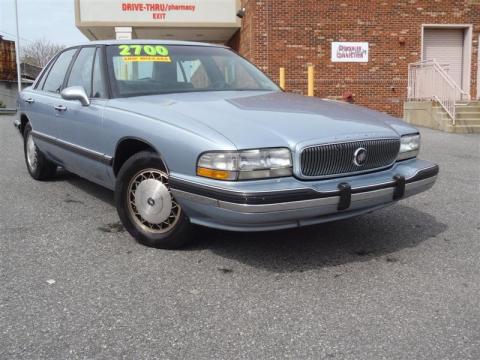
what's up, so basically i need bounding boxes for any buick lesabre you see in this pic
[15,40,439,248]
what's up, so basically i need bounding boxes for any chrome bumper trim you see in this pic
[172,175,437,214]
[170,163,439,205]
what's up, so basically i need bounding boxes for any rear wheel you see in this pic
[115,151,192,249]
[23,124,57,180]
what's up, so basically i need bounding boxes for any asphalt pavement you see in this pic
[0,115,479,359]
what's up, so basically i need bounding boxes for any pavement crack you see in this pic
[97,222,125,233]
[216,266,234,274]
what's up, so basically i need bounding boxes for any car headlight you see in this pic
[397,134,420,161]
[197,148,293,180]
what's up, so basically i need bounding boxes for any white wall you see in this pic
[0,82,19,109]
[0,81,31,109]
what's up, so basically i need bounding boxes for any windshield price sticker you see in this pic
[122,56,171,62]
[118,45,171,62]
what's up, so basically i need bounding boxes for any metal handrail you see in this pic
[407,59,470,125]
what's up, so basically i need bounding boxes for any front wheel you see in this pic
[115,151,192,249]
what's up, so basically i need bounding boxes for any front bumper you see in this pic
[169,159,439,232]
[13,117,22,135]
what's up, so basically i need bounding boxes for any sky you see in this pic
[0,0,87,46]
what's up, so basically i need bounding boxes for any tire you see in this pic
[23,123,57,180]
[115,151,192,249]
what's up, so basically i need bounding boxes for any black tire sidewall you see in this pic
[23,124,54,180]
[115,151,191,249]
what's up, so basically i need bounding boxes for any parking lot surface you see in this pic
[1,115,479,359]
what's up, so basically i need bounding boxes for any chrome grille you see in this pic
[300,138,400,177]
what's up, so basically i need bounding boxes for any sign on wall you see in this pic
[78,0,239,25]
[331,42,369,63]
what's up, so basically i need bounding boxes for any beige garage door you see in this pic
[423,28,465,89]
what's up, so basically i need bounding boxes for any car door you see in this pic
[23,48,78,142]
[53,46,111,185]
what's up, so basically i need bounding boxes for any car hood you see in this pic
[107,91,417,150]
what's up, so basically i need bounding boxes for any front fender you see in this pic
[102,105,237,177]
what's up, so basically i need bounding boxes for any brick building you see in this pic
[229,0,480,118]
[0,37,18,109]
[0,36,41,109]
[74,0,480,131]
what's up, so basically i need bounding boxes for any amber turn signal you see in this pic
[196,167,236,180]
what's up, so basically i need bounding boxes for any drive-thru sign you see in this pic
[75,0,241,42]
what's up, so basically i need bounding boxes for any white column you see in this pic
[115,27,133,40]
[14,0,22,92]
[478,34,480,100]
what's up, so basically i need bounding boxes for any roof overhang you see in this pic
[74,0,241,43]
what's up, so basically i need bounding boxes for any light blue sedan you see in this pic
[15,40,438,249]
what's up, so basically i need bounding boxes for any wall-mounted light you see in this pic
[237,8,246,19]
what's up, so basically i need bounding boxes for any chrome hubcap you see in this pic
[26,133,38,170]
[127,169,181,233]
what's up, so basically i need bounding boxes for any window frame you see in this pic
[33,49,63,90]
[100,46,114,99]
[39,47,80,95]
[91,46,110,99]
[37,45,111,100]
[64,45,96,97]
[34,59,54,91]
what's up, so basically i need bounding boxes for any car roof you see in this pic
[75,39,227,48]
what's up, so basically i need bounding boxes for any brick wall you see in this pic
[229,0,480,117]
[0,38,17,82]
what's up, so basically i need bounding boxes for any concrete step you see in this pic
[456,107,480,113]
[455,112,480,118]
[440,112,480,119]
[456,100,479,104]
[404,100,480,133]
[439,116,480,125]
[433,106,480,113]
[455,120,480,127]
[445,124,480,134]
[456,108,480,117]
[433,108,480,121]
[455,100,480,108]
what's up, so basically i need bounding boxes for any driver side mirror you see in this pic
[61,86,90,106]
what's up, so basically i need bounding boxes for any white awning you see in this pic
[75,0,241,43]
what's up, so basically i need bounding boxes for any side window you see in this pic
[66,47,95,95]
[42,49,77,93]
[92,48,107,98]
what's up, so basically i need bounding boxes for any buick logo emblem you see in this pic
[353,147,367,166]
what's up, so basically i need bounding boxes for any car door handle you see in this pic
[25,98,35,104]
[54,105,67,112]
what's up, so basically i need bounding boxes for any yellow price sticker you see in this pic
[118,45,170,57]
[122,56,172,63]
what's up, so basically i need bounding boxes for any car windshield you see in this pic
[106,44,280,97]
